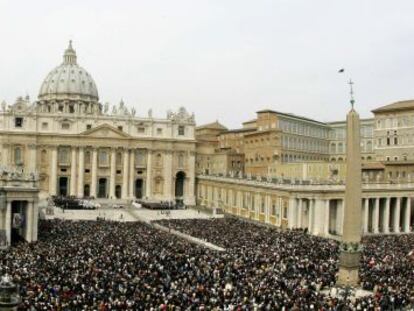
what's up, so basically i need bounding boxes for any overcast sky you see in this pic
[1,0,414,128]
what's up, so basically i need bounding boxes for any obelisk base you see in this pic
[337,243,361,286]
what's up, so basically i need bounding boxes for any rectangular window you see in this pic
[138,127,145,133]
[15,117,23,128]
[86,124,92,130]
[61,123,70,130]
[118,126,123,131]
[178,125,185,136]
[157,128,163,135]
[42,122,48,129]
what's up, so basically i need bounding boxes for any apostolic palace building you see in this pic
[1,41,414,247]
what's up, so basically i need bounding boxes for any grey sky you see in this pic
[1,0,414,128]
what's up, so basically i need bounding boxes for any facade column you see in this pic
[324,199,330,236]
[49,146,58,196]
[404,197,411,233]
[164,151,173,200]
[70,147,77,196]
[5,201,11,246]
[373,197,380,233]
[109,148,116,199]
[383,197,390,233]
[122,149,129,199]
[393,197,401,233]
[145,150,152,198]
[77,147,84,197]
[27,144,37,173]
[91,148,98,198]
[187,151,196,205]
[312,199,324,235]
[363,198,369,234]
[129,150,135,199]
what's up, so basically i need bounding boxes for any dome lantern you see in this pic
[63,40,77,65]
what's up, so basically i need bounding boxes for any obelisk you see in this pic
[337,80,362,286]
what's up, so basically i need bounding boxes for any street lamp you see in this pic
[0,274,21,311]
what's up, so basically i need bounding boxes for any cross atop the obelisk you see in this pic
[349,79,355,109]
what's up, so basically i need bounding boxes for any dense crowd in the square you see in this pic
[0,218,412,310]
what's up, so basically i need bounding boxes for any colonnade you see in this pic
[289,196,413,236]
[197,177,414,237]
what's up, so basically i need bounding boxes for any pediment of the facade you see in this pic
[81,124,130,138]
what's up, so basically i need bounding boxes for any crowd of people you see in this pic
[51,196,100,210]
[0,217,413,310]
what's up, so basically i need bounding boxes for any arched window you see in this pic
[14,147,22,165]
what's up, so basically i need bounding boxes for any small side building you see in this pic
[0,167,39,248]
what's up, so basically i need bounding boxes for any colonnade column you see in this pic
[404,198,411,233]
[49,146,58,196]
[146,150,152,198]
[129,150,135,199]
[297,199,302,228]
[32,201,39,242]
[336,200,343,235]
[109,148,116,199]
[373,198,380,233]
[122,149,129,199]
[77,147,84,197]
[70,147,77,196]
[287,197,296,229]
[308,199,314,232]
[91,148,98,198]
[312,199,324,235]
[5,201,11,246]
[324,199,330,236]
[25,201,34,243]
[393,197,401,233]
[383,197,390,233]
[363,198,369,234]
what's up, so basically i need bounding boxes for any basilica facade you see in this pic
[0,42,196,205]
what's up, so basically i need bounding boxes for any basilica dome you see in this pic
[38,41,99,102]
